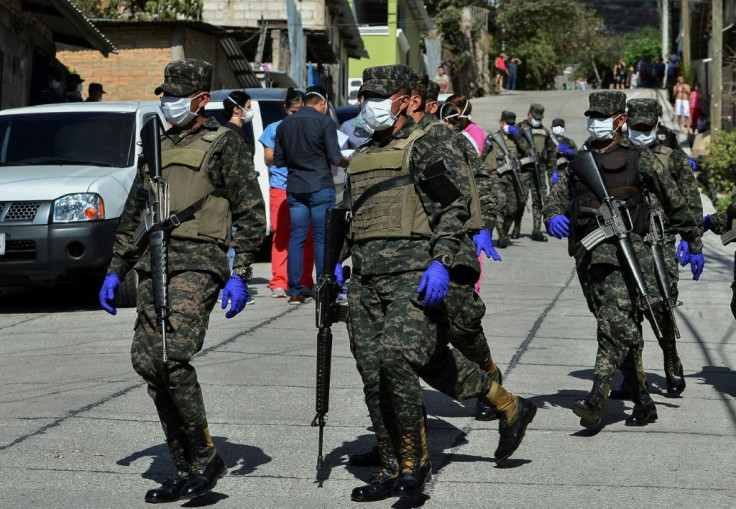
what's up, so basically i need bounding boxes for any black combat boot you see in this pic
[145,435,191,504]
[391,420,432,498]
[349,444,381,467]
[625,385,658,426]
[531,218,548,242]
[510,227,521,239]
[495,396,537,462]
[476,367,503,421]
[351,438,399,502]
[572,376,611,429]
[180,427,227,500]
[663,346,686,397]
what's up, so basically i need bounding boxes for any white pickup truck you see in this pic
[0,101,166,304]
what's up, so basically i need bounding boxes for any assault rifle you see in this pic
[491,132,526,201]
[135,117,171,363]
[522,127,545,207]
[573,151,664,341]
[312,207,350,471]
[644,204,681,338]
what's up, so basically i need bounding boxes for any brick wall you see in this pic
[57,24,240,102]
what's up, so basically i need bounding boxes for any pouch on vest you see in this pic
[419,160,462,207]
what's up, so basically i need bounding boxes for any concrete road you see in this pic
[1,89,734,508]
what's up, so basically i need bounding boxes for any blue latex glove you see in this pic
[473,229,502,261]
[417,260,450,307]
[551,171,559,185]
[557,143,575,158]
[688,252,705,280]
[221,275,249,319]
[688,158,698,171]
[99,273,121,315]
[335,262,344,288]
[547,215,570,239]
[507,125,518,137]
[675,240,690,266]
[703,214,713,232]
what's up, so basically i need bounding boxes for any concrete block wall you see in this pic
[201,0,325,29]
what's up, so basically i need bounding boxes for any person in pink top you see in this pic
[689,82,703,133]
[494,52,508,91]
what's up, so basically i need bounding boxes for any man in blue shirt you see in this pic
[274,85,349,304]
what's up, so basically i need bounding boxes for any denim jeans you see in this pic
[287,187,336,296]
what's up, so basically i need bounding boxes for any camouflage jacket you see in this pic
[417,114,500,231]
[347,116,479,281]
[516,119,556,179]
[108,117,265,283]
[543,136,702,267]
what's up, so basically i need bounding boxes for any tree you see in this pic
[72,0,202,21]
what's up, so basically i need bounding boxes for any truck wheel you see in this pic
[115,270,138,308]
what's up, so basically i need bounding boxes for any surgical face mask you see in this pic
[361,97,403,131]
[530,118,542,128]
[628,128,657,147]
[502,124,513,134]
[242,109,255,123]
[50,79,62,91]
[441,101,470,124]
[76,84,83,93]
[160,92,203,127]
[552,126,565,136]
[586,115,621,140]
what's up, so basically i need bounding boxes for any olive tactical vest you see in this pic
[152,126,232,246]
[569,148,648,242]
[347,129,433,241]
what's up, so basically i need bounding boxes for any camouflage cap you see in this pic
[551,118,565,128]
[627,99,659,127]
[427,81,441,101]
[529,103,544,119]
[155,58,213,96]
[500,110,516,124]
[407,69,429,96]
[585,91,627,116]
[359,65,412,98]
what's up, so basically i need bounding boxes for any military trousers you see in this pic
[497,172,522,238]
[577,262,648,394]
[648,236,680,351]
[131,269,220,440]
[515,169,545,233]
[347,271,493,440]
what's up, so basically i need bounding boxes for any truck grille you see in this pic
[4,202,41,221]
[0,240,36,261]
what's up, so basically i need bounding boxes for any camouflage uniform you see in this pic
[345,65,535,501]
[706,203,736,319]
[543,91,701,428]
[107,59,265,490]
[481,110,525,246]
[550,118,578,179]
[626,98,704,395]
[515,103,556,239]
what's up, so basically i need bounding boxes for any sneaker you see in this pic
[288,294,306,305]
[246,294,255,305]
[271,287,287,298]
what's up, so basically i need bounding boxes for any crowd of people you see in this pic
[94,56,717,505]
[37,69,107,104]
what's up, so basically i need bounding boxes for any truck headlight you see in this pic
[53,194,105,222]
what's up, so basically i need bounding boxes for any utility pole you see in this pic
[682,0,690,67]
[711,0,723,132]
[662,0,669,61]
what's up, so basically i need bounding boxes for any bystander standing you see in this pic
[85,83,106,102]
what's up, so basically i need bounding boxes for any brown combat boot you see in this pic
[572,376,611,429]
[476,363,503,421]
[391,419,432,497]
[351,438,399,502]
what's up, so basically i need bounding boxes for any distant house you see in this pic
[57,20,259,101]
[348,0,432,80]
[0,0,116,109]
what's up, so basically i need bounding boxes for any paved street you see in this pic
[0,89,734,508]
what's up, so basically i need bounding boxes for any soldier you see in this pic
[98,59,265,502]
[550,118,577,180]
[343,65,535,502]
[481,110,525,248]
[543,91,702,429]
[703,201,736,319]
[514,103,556,241]
[608,98,705,398]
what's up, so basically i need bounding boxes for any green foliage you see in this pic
[620,26,661,65]
[512,38,558,90]
[72,0,202,21]
[701,130,736,196]
[715,194,731,213]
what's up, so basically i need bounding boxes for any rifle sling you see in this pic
[351,174,413,215]
[166,188,226,228]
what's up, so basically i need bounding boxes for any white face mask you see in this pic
[530,118,542,128]
[628,128,657,147]
[587,115,621,140]
[361,97,403,131]
[502,124,513,134]
[242,109,255,123]
[552,126,565,136]
[76,84,83,93]
[161,93,203,127]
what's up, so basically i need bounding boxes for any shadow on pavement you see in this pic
[0,283,100,313]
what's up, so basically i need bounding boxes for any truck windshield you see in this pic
[0,112,136,168]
